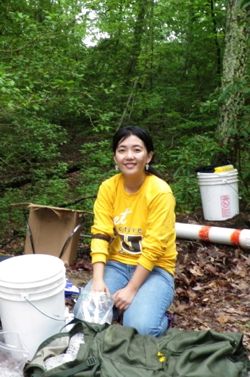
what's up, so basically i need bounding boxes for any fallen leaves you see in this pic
[172,236,250,353]
[216,314,231,325]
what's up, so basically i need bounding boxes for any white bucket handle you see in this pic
[199,178,240,196]
[23,296,65,322]
[220,181,241,199]
[222,181,240,196]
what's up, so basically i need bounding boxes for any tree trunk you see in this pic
[217,0,249,151]
[210,0,222,76]
[126,0,149,78]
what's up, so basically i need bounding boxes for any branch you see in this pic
[117,76,139,130]
[58,196,96,208]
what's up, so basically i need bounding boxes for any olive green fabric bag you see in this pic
[23,320,250,377]
[158,328,249,377]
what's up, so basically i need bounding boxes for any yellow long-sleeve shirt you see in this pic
[91,173,177,275]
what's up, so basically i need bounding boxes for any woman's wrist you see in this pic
[92,262,108,292]
[126,280,139,292]
[127,264,150,292]
[92,261,105,280]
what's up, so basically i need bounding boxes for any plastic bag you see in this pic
[44,332,85,370]
[74,286,114,324]
[0,331,29,377]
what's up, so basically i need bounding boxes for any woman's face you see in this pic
[114,134,153,177]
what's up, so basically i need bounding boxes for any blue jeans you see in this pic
[102,261,174,336]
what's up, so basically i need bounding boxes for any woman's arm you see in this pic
[138,191,176,271]
[91,181,114,264]
[113,264,150,311]
[91,262,109,293]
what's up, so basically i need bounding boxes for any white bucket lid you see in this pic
[0,254,65,289]
[197,169,238,178]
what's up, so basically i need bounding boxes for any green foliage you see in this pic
[0,190,26,238]
[76,140,114,210]
[28,162,69,205]
[31,177,70,206]
[69,140,115,232]
[0,118,66,176]
[155,132,227,212]
[0,0,248,241]
[0,162,70,237]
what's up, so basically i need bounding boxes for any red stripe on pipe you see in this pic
[198,226,211,241]
[230,229,241,245]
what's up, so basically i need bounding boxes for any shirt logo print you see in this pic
[113,208,132,225]
[120,234,142,255]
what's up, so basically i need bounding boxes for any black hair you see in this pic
[112,125,163,179]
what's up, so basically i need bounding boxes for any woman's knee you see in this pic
[123,315,168,337]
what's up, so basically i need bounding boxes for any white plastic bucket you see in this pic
[0,254,66,359]
[197,169,239,221]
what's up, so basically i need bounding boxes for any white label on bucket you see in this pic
[220,195,231,218]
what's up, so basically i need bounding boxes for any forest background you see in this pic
[0,0,249,241]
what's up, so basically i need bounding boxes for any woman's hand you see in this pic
[92,261,110,294]
[112,285,137,311]
[113,264,150,311]
[92,279,109,294]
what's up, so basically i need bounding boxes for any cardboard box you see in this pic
[24,204,84,265]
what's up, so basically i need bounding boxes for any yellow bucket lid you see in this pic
[214,164,234,173]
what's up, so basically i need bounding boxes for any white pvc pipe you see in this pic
[175,222,250,249]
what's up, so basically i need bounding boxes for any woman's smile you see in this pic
[124,162,136,169]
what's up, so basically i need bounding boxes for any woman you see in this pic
[90,125,177,336]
